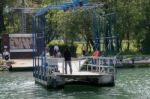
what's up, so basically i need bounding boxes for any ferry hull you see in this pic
[97,75,115,86]
[34,74,115,88]
[80,75,115,87]
[35,76,65,88]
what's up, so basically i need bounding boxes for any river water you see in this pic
[0,68,150,99]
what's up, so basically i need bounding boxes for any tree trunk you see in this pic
[126,31,130,51]
[124,14,130,51]
[0,0,5,33]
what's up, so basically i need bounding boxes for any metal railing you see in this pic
[33,56,116,76]
[78,56,116,74]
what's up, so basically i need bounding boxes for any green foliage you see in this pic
[142,33,150,54]
[48,44,77,57]
[2,0,150,55]
[140,1,150,54]
[0,0,5,33]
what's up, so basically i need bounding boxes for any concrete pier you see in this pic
[11,59,33,71]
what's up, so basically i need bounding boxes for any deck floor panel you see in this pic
[56,71,112,78]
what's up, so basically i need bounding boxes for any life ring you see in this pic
[5,55,9,60]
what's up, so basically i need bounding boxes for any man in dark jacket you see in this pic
[63,47,72,74]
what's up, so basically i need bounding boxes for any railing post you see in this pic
[79,57,81,71]
[86,57,88,71]
[62,58,64,74]
[98,57,100,73]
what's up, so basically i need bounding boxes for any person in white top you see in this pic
[56,51,61,57]
[3,49,10,61]
[53,45,59,57]
[54,45,59,52]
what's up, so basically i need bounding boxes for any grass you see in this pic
[121,40,138,52]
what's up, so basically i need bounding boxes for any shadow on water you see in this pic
[63,85,100,92]
[43,84,100,93]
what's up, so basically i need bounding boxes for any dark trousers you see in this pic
[65,61,72,74]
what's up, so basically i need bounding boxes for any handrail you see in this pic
[77,56,116,73]
[34,56,116,75]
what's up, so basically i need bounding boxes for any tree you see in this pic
[0,0,5,33]
[141,0,150,54]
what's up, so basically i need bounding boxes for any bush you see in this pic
[0,59,4,65]
[141,33,150,54]
[49,44,77,57]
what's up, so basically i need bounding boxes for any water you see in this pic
[0,68,150,99]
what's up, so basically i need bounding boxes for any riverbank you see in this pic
[3,56,149,72]
[116,56,150,68]
[117,63,150,68]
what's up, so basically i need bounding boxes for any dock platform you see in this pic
[33,56,116,88]
[11,59,33,71]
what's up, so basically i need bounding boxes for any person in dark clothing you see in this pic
[63,47,72,74]
[82,44,86,56]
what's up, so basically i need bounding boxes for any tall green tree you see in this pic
[0,0,5,33]
[141,0,150,54]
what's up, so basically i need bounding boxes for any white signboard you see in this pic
[9,34,33,52]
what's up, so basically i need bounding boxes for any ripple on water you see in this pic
[116,68,150,99]
[0,68,150,99]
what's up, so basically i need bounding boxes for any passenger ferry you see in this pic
[32,0,118,88]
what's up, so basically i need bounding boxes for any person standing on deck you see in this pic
[63,47,72,74]
[82,44,86,56]
[54,45,59,52]
[92,49,100,59]
[56,49,62,57]
[53,45,59,57]
[92,49,100,64]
